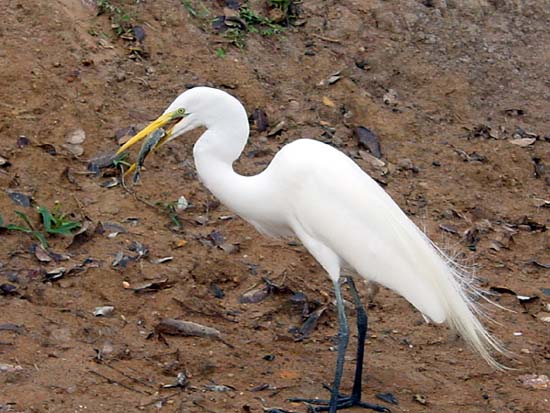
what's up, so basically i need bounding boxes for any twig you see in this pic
[119,164,157,209]
[119,164,130,192]
[71,194,86,217]
[313,33,342,43]
[138,390,182,408]
[173,298,238,323]
[103,362,155,389]
[88,369,150,395]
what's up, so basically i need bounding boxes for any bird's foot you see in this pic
[289,387,390,413]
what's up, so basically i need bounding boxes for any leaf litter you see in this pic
[94,306,115,317]
[130,278,173,294]
[155,319,234,348]
[355,127,382,158]
[251,108,269,132]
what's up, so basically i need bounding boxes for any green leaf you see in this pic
[14,211,34,230]
[48,222,81,235]
[38,206,55,232]
[6,224,33,233]
[32,231,48,248]
[36,205,81,235]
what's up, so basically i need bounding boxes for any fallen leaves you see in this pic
[130,278,173,294]
[155,319,233,348]
[33,244,52,263]
[0,155,10,168]
[239,285,270,304]
[239,277,290,304]
[0,284,18,296]
[290,305,327,340]
[489,286,538,304]
[322,96,336,108]
[43,261,91,282]
[0,323,25,334]
[0,363,23,373]
[93,306,115,317]
[518,374,549,390]
[355,127,382,158]
[509,137,536,147]
[6,190,32,207]
[251,108,269,132]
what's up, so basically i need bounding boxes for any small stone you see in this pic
[413,394,427,405]
[65,128,86,145]
[397,158,414,170]
[62,143,84,156]
[0,363,23,373]
[115,72,127,82]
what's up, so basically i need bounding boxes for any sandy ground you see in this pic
[0,1,549,412]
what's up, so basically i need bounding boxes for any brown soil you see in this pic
[1,1,549,412]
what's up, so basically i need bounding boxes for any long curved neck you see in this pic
[192,117,291,238]
[193,123,256,214]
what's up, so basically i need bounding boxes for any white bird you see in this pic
[117,87,506,413]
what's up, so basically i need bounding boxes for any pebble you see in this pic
[115,72,127,82]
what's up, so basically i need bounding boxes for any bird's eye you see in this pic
[176,108,185,116]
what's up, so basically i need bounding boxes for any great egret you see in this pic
[117,87,506,412]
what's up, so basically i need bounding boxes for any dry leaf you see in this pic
[174,239,188,248]
[510,138,536,147]
[34,245,52,263]
[93,306,114,317]
[155,318,233,348]
[518,374,549,390]
[322,96,336,108]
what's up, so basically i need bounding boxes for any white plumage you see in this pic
[118,87,506,412]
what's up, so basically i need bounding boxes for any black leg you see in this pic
[346,276,367,402]
[288,278,391,413]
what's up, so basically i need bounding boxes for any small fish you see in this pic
[133,128,165,183]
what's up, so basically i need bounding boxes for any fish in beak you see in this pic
[116,108,187,178]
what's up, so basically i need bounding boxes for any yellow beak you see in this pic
[116,111,176,155]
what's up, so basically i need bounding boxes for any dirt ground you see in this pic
[1,0,549,412]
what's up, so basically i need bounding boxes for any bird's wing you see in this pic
[267,138,506,369]
[270,139,449,322]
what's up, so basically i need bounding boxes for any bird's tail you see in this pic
[404,225,511,370]
[343,186,512,369]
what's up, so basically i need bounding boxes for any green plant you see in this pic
[96,0,134,38]
[96,0,118,15]
[223,28,247,49]
[155,201,183,229]
[215,47,226,58]
[240,7,283,35]
[182,1,285,48]
[112,152,131,169]
[269,0,293,14]
[38,206,81,235]
[181,0,210,18]
[0,205,81,248]
[0,211,48,247]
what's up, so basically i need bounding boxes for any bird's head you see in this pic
[116,86,241,156]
